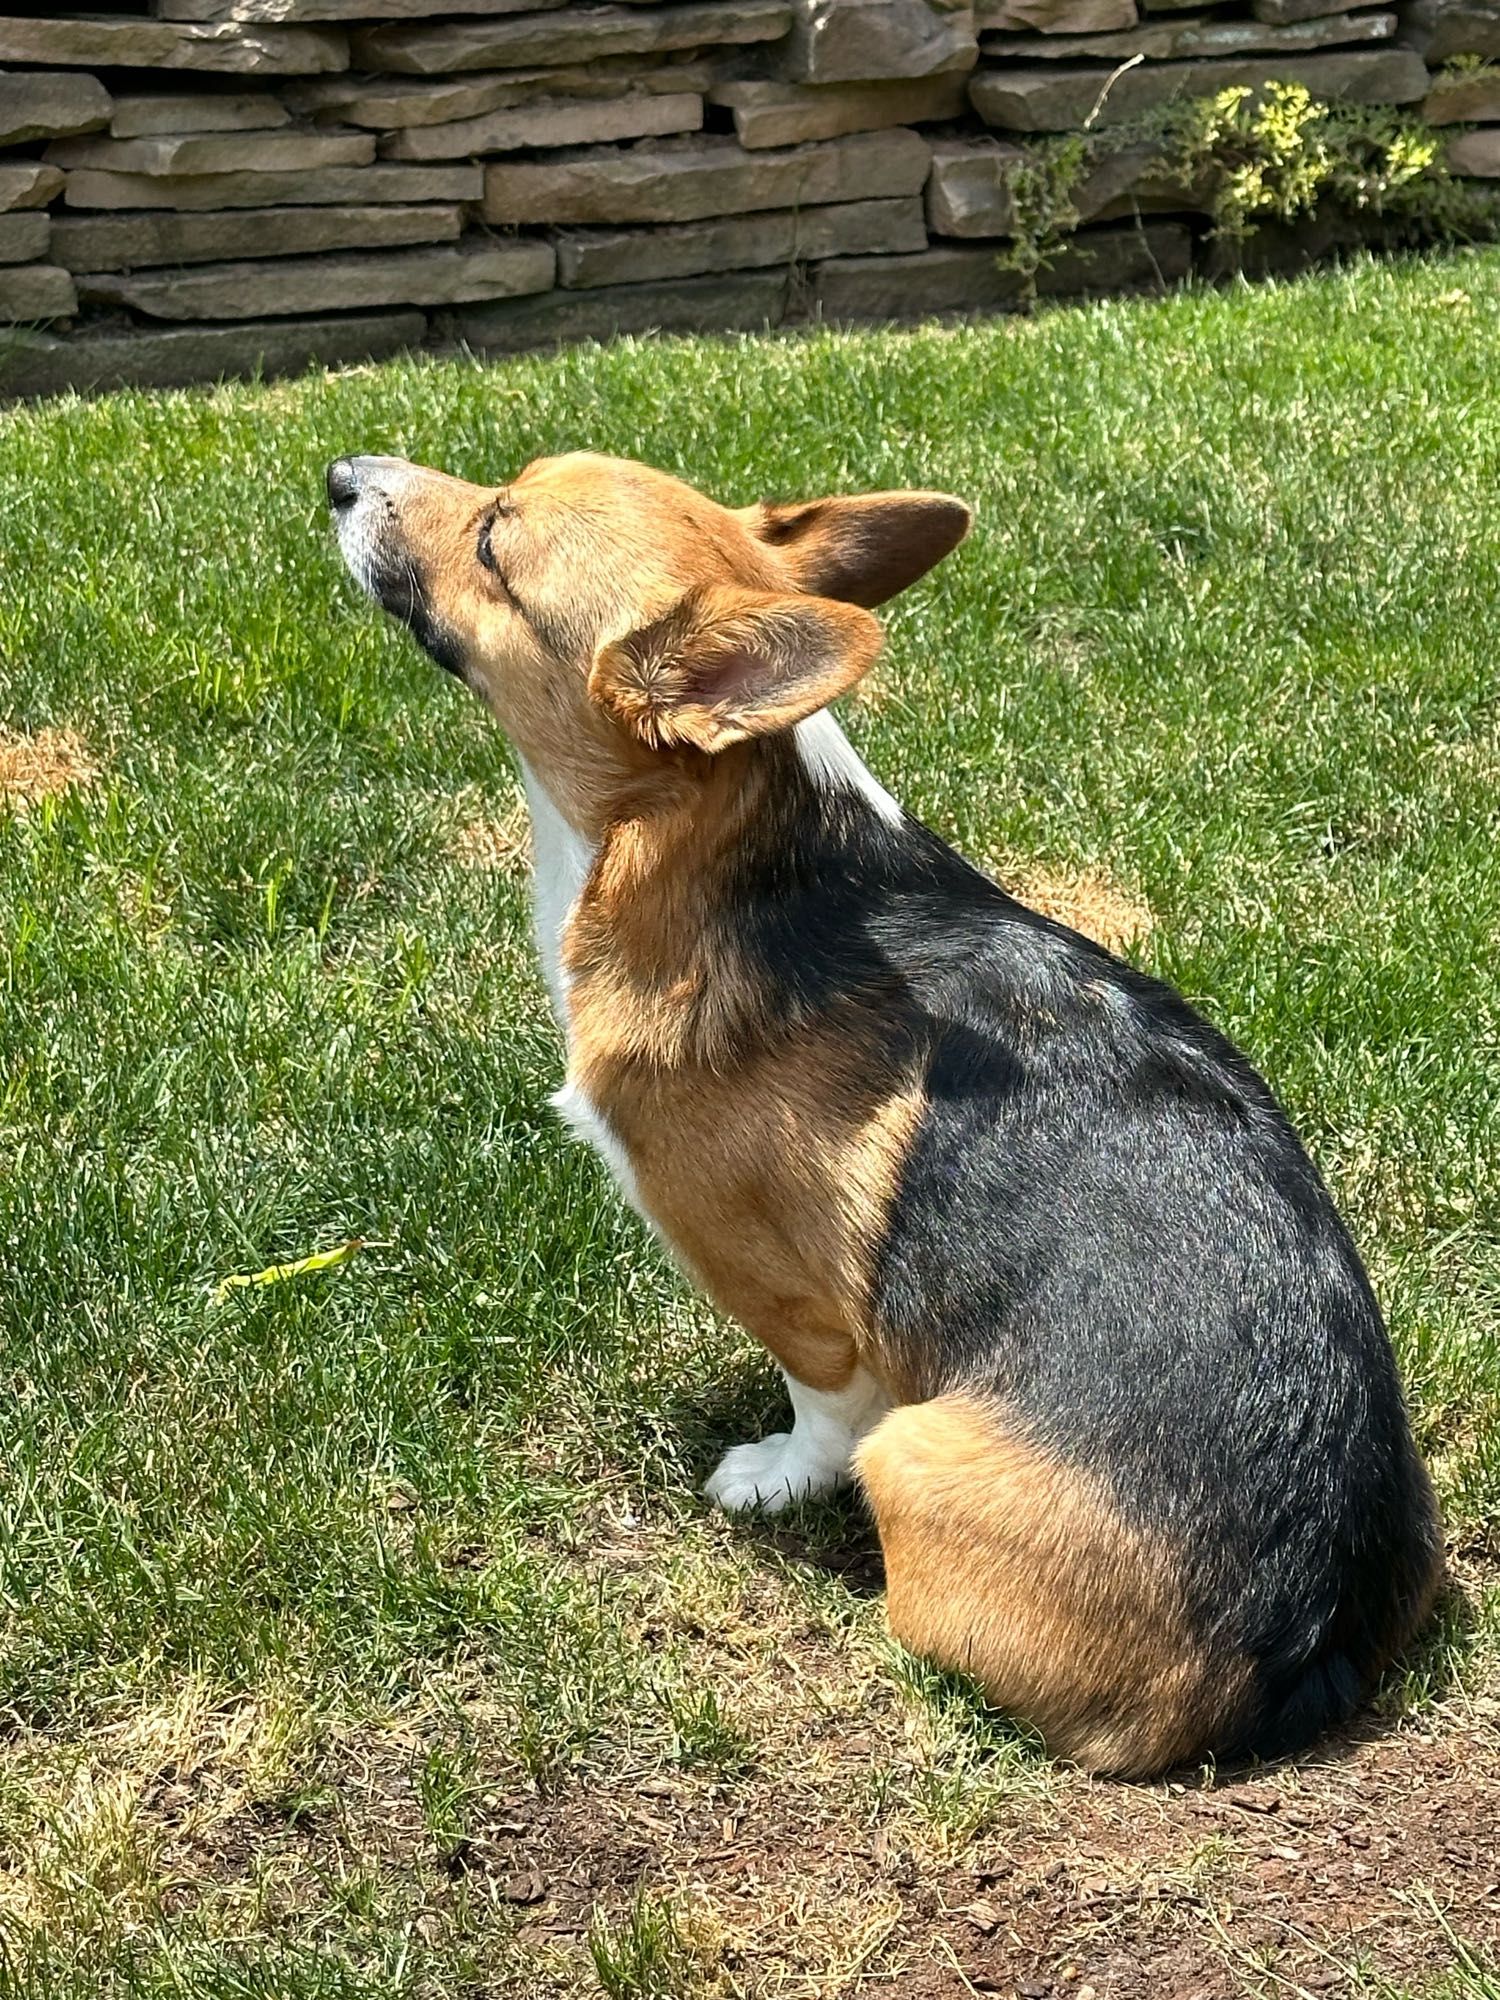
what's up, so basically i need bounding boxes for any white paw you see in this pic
[703,1433,846,1514]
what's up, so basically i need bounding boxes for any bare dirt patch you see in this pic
[485,1698,1500,1997]
[5,1555,1493,1995]
[0,724,97,808]
[4,1494,1490,1996]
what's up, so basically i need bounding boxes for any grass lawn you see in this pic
[1,247,1499,2000]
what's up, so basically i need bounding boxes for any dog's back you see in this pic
[689,750,1441,1772]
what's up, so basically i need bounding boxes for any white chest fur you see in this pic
[517,759,643,1210]
[518,759,594,1024]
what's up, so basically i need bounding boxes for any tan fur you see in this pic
[350,452,958,1395]
[374,453,827,837]
[591,1030,924,1396]
[591,586,882,755]
[357,452,965,838]
[856,1394,1253,1775]
[559,740,924,1394]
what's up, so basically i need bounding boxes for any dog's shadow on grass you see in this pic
[733,1489,888,1599]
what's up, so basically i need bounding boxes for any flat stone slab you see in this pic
[782,0,978,83]
[709,73,967,147]
[0,72,112,148]
[811,221,1190,317]
[1249,0,1365,21]
[1401,0,1500,57]
[158,0,562,17]
[556,193,926,285]
[64,163,481,208]
[1067,141,1213,219]
[0,265,78,323]
[0,165,66,213]
[1448,129,1500,175]
[969,46,1428,128]
[288,56,717,128]
[0,16,348,72]
[78,237,554,320]
[49,129,375,174]
[0,311,424,399]
[445,266,790,351]
[381,89,703,161]
[52,202,463,271]
[357,1,789,77]
[484,128,931,225]
[926,134,1209,234]
[982,7,1396,56]
[0,215,51,266]
[110,91,292,135]
[977,0,1134,27]
[1423,68,1500,122]
[924,135,1025,234]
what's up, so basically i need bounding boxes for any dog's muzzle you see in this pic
[327,454,467,680]
[326,453,396,601]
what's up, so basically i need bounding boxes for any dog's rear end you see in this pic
[848,847,1443,1774]
[861,1395,1232,1774]
[863,1384,1439,1774]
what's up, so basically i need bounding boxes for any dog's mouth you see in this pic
[327,456,468,682]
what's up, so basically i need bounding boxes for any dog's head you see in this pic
[329,449,969,829]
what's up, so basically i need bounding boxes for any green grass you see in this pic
[0,249,1498,1997]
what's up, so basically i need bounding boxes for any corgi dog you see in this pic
[328,447,1442,1776]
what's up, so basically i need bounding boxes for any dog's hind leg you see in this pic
[855,1394,1252,1776]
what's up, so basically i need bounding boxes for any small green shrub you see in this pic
[999,81,1500,293]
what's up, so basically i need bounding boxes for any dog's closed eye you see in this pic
[476,499,518,576]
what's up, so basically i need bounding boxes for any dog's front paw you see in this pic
[703,1434,843,1514]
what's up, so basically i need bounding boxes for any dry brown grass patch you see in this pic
[996,858,1155,956]
[449,799,530,878]
[0,725,98,808]
[0,1679,319,1944]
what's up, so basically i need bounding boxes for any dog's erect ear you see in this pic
[590,585,883,756]
[740,490,973,608]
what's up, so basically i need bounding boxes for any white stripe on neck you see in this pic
[518,756,595,1028]
[794,710,904,828]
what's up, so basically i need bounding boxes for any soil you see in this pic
[482,1700,1500,1996]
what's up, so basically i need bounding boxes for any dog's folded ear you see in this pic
[740,490,972,608]
[589,585,883,755]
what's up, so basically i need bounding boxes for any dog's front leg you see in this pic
[704,1363,892,1514]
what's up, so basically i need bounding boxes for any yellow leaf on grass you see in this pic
[215,1239,366,1301]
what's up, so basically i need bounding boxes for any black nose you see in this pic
[326,458,360,511]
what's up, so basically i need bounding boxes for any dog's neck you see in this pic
[519,713,899,1048]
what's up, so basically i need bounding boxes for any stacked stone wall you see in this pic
[0,0,1495,392]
